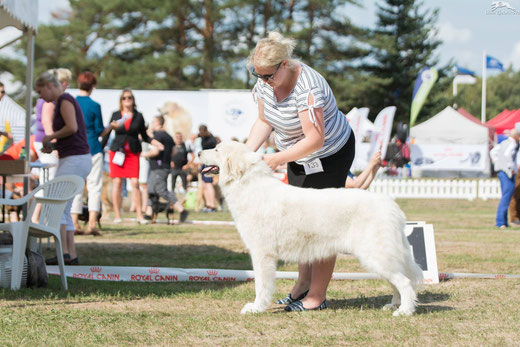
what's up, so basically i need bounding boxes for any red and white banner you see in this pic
[46,266,520,283]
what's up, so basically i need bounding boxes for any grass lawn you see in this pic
[1,199,519,346]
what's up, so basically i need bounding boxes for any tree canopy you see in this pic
[0,0,517,124]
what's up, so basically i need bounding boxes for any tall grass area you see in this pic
[1,199,519,345]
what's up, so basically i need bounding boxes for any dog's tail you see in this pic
[396,208,424,292]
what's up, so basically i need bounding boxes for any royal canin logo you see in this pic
[207,270,218,276]
[149,268,160,274]
[90,266,102,273]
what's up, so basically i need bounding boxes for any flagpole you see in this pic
[481,50,487,123]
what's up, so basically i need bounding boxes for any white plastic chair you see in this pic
[0,175,84,290]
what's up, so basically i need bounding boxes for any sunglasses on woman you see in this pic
[121,96,133,100]
[249,62,282,82]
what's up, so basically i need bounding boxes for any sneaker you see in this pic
[66,257,80,265]
[511,220,520,226]
[113,218,123,224]
[46,253,70,265]
[180,210,189,223]
[139,219,150,225]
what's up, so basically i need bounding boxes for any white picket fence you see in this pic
[368,178,501,200]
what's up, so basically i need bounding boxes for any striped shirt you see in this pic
[253,63,351,164]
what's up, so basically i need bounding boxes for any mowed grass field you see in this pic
[1,199,520,346]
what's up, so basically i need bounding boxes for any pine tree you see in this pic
[363,0,444,124]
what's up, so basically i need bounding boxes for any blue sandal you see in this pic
[276,290,309,305]
[284,299,328,312]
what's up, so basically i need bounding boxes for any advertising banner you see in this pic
[410,144,488,171]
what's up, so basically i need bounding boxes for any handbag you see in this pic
[113,150,125,166]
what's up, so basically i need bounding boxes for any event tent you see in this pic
[488,109,520,135]
[0,0,38,194]
[486,109,515,126]
[457,107,495,143]
[410,106,491,177]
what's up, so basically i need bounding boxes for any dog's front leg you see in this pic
[240,251,277,314]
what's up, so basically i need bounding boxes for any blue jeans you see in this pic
[496,171,516,227]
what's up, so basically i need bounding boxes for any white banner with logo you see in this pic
[68,89,257,141]
[411,144,488,171]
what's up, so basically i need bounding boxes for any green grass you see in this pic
[1,199,520,346]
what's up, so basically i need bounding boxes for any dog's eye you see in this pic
[215,148,218,152]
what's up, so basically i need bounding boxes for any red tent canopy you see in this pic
[486,109,514,126]
[491,110,520,135]
[458,108,495,142]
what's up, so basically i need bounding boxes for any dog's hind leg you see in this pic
[386,273,417,316]
[382,284,401,311]
[240,251,277,314]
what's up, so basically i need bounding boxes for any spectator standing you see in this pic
[103,89,155,224]
[199,124,218,212]
[32,68,72,224]
[142,116,189,222]
[70,71,108,236]
[35,71,92,266]
[491,129,520,229]
[245,32,355,311]
[171,132,192,192]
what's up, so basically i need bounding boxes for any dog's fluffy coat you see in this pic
[200,141,423,316]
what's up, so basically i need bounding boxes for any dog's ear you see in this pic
[220,151,260,182]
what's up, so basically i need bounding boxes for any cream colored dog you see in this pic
[200,141,423,316]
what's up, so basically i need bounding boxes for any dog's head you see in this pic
[199,141,270,184]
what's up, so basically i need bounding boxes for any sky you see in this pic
[1,0,519,91]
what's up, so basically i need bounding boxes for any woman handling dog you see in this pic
[245,32,355,311]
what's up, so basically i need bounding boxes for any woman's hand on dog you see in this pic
[262,153,283,171]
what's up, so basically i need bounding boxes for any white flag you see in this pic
[369,106,396,160]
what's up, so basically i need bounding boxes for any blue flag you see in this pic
[456,65,475,76]
[486,55,504,71]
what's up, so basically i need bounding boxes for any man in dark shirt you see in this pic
[142,116,188,223]
[171,132,191,192]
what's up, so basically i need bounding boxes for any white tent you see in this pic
[410,106,491,177]
[0,0,38,193]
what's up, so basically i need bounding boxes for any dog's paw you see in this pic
[392,307,415,316]
[382,303,398,311]
[240,302,263,314]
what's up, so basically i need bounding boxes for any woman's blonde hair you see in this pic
[247,31,299,70]
[46,68,72,85]
[119,88,136,113]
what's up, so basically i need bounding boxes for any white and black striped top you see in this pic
[253,63,351,165]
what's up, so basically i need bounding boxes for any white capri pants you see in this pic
[55,153,92,231]
[71,152,104,214]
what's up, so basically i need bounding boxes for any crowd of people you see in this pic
[0,69,233,265]
[0,33,385,307]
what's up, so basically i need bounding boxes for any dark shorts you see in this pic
[201,164,213,183]
[287,133,355,189]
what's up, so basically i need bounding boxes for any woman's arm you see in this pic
[41,102,56,136]
[262,94,325,170]
[245,98,273,152]
[346,150,381,189]
[42,100,78,144]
